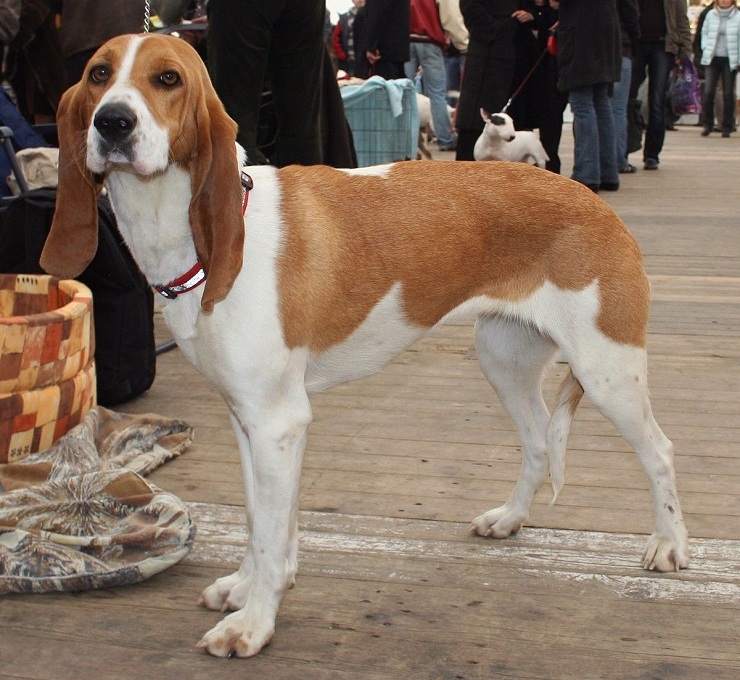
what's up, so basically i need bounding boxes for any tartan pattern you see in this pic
[0,274,97,463]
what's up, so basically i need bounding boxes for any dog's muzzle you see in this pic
[93,102,138,149]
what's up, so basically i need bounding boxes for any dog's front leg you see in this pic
[197,381,312,658]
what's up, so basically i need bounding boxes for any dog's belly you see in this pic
[305,283,426,391]
[304,285,510,392]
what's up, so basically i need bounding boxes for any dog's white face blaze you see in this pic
[86,36,171,175]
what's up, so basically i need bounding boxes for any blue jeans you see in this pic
[568,83,619,187]
[611,56,632,170]
[405,42,454,146]
[630,42,673,162]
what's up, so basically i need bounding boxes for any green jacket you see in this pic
[663,0,693,57]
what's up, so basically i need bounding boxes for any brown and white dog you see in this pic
[40,34,689,658]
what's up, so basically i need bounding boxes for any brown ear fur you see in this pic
[189,80,244,313]
[39,82,102,278]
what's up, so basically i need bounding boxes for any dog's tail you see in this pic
[546,369,584,503]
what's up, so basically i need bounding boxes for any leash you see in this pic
[501,45,549,114]
[143,0,151,32]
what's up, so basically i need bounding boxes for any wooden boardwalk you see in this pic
[3,127,739,679]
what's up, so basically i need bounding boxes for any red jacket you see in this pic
[409,0,446,49]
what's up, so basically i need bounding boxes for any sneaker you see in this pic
[619,164,636,174]
[643,158,659,170]
[701,128,711,137]
[722,131,731,138]
[599,182,619,191]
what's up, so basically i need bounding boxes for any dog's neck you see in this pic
[105,163,199,288]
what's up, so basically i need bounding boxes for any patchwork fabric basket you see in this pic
[0,274,96,463]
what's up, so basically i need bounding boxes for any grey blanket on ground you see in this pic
[0,406,195,593]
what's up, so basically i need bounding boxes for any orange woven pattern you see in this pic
[0,274,97,463]
[0,274,94,393]
[0,359,97,463]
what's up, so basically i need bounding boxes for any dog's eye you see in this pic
[89,65,111,84]
[158,71,180,87]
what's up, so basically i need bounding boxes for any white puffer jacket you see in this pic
[701,7,740,71]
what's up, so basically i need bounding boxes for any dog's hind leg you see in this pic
[566,339,690,571]
[197,369,312,657]
[470,315,557,538]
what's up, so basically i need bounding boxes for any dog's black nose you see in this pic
[93,103,137,143]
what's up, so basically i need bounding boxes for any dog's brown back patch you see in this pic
[276,162,648,351]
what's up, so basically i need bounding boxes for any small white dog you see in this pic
[474,109,549,168]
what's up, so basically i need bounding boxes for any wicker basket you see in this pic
[0,274,97,463]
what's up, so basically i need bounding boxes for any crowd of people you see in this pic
[0,1,736,186]
[329,0,737,192]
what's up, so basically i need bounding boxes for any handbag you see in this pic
[627,98,645,154]
[668,55,702,117]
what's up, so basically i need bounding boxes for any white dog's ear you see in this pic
[480,108,491,123]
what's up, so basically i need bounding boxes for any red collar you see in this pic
[155,171,252,300]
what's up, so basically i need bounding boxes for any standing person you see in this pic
[442,0,469,96]
[612,0,641,174]
[507,0,569,173]
[57,0,148,85]
[332,0,366,75]
[357,0,410,79]
[405,0,458,151]
[629,0,692,170]
[207,0,326,167]
[455,0,519,161]
[557,0,622,192]
[699,0,740,138]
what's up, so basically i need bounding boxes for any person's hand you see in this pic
[511,10,534,23]
[366,49,381,64]
[173,15,207,47]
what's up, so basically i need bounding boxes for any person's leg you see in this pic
[594,82,619,187]
[700,58,720,134]
[568,85,600,189]
[269,0,326,166]
[629,44,647,100]
[418,43,454,148]
[611,56,632,171]
[718,57,735,136]
[404,43,421,81]
[208,0,282,165]
[455,128,479,160]
[643,44,672,165]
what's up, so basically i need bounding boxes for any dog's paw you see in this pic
[470,505,527,539]
[197,610,274,658]
[642,534,690,572]
[199,571,252,612]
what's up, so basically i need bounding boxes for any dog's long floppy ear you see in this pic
[39,82,102,278]
[189,83,244,314]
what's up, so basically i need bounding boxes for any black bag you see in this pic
[0,188,156,406]
[627,98,645,154]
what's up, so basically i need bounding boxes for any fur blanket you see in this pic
[0,406,194,593]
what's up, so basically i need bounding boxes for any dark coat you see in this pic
[456,0,519,131]
[556,0,622,92]
[617,0,640,57]
[357,0,410,67]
